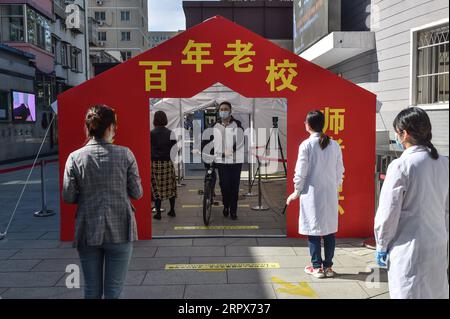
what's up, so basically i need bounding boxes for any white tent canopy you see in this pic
[150,83,288,176]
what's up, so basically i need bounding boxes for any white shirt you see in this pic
[294,133,344,236]
[213,119,244,164]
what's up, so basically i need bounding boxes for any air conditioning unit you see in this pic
[96,0,104,5]
[98,21,104,26]
[98,41,105,47]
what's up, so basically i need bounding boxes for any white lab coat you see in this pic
[375,145,449,299]
[294,133,344,236]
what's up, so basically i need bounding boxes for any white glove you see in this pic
[286,190,300,205]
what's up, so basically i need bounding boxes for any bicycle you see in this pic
[202,161,217,226]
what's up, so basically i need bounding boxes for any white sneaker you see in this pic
[304,266,325,278]
[324,267,335,278]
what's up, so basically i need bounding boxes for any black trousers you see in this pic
[216,163,242,215]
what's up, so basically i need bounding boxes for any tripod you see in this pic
[249,117,287,192]
[250,117,287,210]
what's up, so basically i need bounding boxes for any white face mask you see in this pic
[219,111,230,120]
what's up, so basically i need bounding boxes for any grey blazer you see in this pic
[62,138,143,248]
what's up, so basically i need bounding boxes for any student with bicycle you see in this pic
[211,101,245,220]
[286,110,344,279]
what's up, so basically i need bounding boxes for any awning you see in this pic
[299,31,375,69]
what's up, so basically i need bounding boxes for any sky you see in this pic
[148,0,220,32]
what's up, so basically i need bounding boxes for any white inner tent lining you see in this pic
[150,83,288,178]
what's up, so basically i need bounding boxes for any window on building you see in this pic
[98,31,106,41]
[26,7,52,52]
[121,31,131,41]
[61,42,70,68]
[70,47,83,73]
[0,4,25,42]
[52,36,61,64]
[416,24,449,105]
[94,11,106,21]
[0,90,9,121]
[121,11,130,21]
[120,51,132,61]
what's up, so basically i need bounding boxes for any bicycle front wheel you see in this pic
[202,184,213,226]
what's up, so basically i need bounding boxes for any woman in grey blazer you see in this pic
[63,104,143,299]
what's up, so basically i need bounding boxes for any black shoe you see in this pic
[168,210,176,217]
[223,208,229,217]
[153,212,161,220]
[230,213,237,220]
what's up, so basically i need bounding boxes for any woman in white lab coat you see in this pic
[375,107,449,299]
[286,110,344,278]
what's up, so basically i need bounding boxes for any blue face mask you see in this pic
[395,133,404,150]
[219,111,230,119]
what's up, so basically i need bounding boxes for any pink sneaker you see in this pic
[304,266,325,278]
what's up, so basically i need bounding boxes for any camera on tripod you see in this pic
[272,116,279,128]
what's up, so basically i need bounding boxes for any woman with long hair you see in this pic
[286,110,344,278]
[375,107,449,299]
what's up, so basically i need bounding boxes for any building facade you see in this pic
[0,1,58,162]
[88,0,149,62]
[0,0,95,162]
[149,31,180,49]
[182,0,293,51]
[296,0,449,156]
[52,0,88,89]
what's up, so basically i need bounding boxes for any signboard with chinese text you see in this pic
[294,0,341,54]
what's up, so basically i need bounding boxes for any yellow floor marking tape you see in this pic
[165,263,280,271]
[174,225,259,230]
[182,204,250,208]
[271,276,319,298]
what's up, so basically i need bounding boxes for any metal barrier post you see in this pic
[34,160,55,217]
[251,157,268,211]
[244,162,257,197]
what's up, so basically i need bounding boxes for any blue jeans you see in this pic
[77,242,133,299]
[308,234,336,269]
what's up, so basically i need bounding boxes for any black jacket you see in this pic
[151,126,177,161]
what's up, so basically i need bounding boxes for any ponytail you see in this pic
[319,133,330,150]
[393,107,439,160]
[306,110,330,150]
[422,140,439,160]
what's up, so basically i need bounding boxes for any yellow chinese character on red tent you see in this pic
[322,107,345,135]
[181,40,214,73]
[224,40,256,72]
[265,59,298,92]
[139,61,172,92]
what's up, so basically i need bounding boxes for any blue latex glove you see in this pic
[376,251,388,267]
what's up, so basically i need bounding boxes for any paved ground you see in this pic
[0,157,389,299]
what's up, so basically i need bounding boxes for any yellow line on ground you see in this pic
[174,225,259,230]
[165,263,281,271]
[182,204,250,208]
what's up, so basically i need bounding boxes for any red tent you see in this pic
[58,16,376,241]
